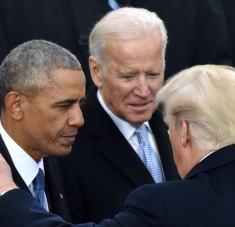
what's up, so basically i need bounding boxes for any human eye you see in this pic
[146,72,161,78]
[57,101,73,108]
[55,100,76,109]
[79,97,86,106]
[119,72,136,81]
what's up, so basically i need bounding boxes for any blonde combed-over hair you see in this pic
[157,64,235,151]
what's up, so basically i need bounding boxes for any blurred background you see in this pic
[0,0,234,92]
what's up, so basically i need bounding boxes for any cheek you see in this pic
[169,134,179,161]
[152,80,163,94]
[40,117,65,140]
[105,83,130,104]
[49,120,66,136]
[169,134,184,173]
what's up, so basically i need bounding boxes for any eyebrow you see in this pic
[119,70,138,76]
[145,70,161,74]
[52,99,79,107]
[119,69,162,75]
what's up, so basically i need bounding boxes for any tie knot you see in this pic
[135,124,148,146]
[33,168,45,191]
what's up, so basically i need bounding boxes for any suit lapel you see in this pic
[0,135,30,192]
[44,157,71,220]
[96,125,154,186]
[0,134,70,220]
[83,88,154,186]
[186,144,235,179]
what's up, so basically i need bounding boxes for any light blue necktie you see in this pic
[108,0,120,10]
[33,168,46,208]
[135,125,165,183]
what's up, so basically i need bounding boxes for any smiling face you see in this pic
[17,69,86,160]
[90,33,164,126]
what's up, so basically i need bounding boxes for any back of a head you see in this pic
[157,64,235,151]
[0,40,82,110]
[89,7,167,64]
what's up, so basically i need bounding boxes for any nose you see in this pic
[67,103,84,128]
[134,76,150,97]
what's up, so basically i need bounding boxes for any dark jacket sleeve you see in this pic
[0,188,155,227]
[0,189,93,227]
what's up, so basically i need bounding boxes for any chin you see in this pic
[50,146,72,157]
[136,115,152,123]
[60,148,72,156]
[129,117,150,126]
[121,111,152,125]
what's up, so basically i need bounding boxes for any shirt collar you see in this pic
[97,91,150,140]
[0,122,44,187]
[199,150,216,162]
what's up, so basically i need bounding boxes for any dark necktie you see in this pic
[33,168,45,208]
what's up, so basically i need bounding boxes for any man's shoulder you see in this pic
[126,178,205,207]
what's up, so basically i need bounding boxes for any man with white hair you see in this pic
[59,6,178,223]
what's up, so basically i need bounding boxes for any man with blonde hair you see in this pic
[1,64,235,226]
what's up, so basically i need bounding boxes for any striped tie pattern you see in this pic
[135,125,165,183]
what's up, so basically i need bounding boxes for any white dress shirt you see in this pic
[97,91,159,154]
[0,122,49,210]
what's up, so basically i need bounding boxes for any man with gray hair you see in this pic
[60,7,178,223]
[0,39,86,222]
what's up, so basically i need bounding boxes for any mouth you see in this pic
[129,101,153,110]
[59,133,77,146]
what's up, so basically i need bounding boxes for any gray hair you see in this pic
[157,64,235,151]
[0,39,82,109]
[89,7,167,65]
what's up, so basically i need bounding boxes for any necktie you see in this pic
[33,168,45,208]
[108,0,120,10]
[135,125,165,183]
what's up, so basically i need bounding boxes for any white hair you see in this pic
[89,7,167,65]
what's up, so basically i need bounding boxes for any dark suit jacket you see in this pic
[0,0,110,91]
[0,135,71,221]
[59,87,178,223]
[1,144,235,226]
[223,0,235,66]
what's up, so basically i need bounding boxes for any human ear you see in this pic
[179,120,190,148]
[4,91,24,120]
[89,56,104,88]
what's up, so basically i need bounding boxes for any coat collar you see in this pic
[186,144,235,179]
[82,87,178,182]
[82,87,154,185]
[0,135,30,192]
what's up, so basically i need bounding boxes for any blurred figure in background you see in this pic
[114,0,232,78]
[223,0,235,65]
[0,0,231,90]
